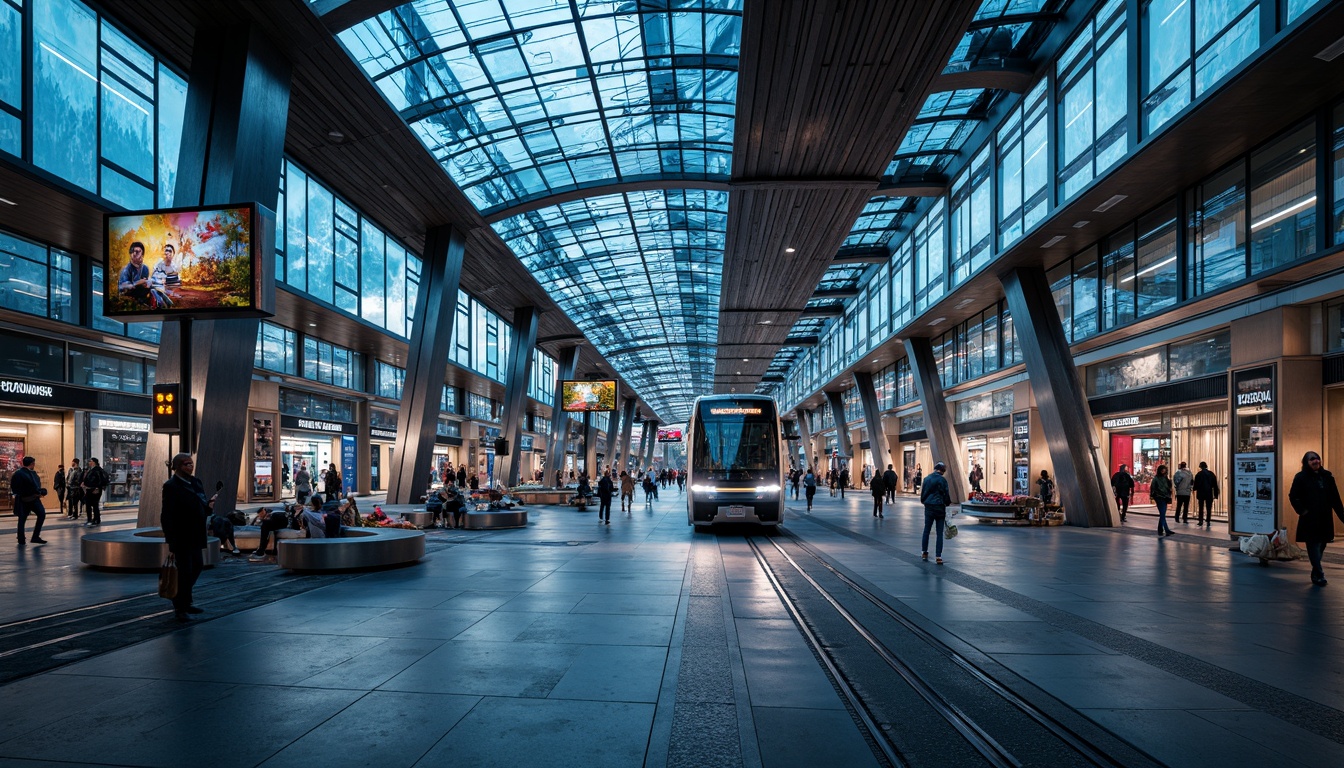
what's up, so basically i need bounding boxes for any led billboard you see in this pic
[560,380,617,412]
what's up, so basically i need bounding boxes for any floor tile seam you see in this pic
[642,533,695,768]
[795,513,1344,746]
[714,538,763,768]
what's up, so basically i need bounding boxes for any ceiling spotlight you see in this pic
[308,322,317,327]
[929,317,946,326]
[736,371,742,375]
[742,358,749,362]
[784,247,796,253]
[1073,220,1090,228]
[757,319,773,325]
[0,197,15,206]
[327,130,346,143]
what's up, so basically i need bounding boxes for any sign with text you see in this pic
[280,415,358,435]
[1231,366,1276,535]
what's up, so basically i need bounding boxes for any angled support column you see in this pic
[546,347,580,485]
[497,307,538,488]
[386,225,466,504]
[582,412,597,477]
[796,409,815,470]
[604,397,623,475]
[616,397,637,472]
[643,420,657,469]
[824,391,854,460]
[1001,267,1113,527]
[904,338,966,503]
[635,421,651,472]
[141,24,291,525]
[853,371,889,475]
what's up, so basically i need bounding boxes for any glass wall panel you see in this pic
[69,344,146,393]
[998,79,1049,248]
[1135,201,1179,316]
[1189,161,1247,295]
[1059,0,1126,200]
[0,0,20,157]
[1101,225,1136,331]
[1072,246,1099,340]
[1143,0,1258,134]
[914,200,946,312]
[32,0,98,191]
[1249,121,1316,274]
[1286,0,1322,24]
[1335,103,1344,246]
[1048,258,1073,342]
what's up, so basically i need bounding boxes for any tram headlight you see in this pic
[754,484,781,494]
[691,484,716,493]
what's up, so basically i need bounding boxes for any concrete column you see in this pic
[904,337,966,503]
[582,412,597,477]
[604,397,623,475]
[141,24,291,525]
[616,397,637,472]
[643,420,658,469]
[355,399,372,496]
[853,371,890,477]
[386,225,466,504]
[1001,266,1113,526]
[545,347,580,486]
[824,391,854,461]
[497,307,538,488]
[796,409,815,470]
[635,420,651,472]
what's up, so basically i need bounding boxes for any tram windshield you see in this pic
[692,404,779,482]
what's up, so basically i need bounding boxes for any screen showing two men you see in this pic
[657,427,683,443]
[560,380,617,412]
[105,205,261,318]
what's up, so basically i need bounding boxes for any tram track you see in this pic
[745,532,1160,768]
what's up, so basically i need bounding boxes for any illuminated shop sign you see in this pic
[1102,416,1140,429]
[280,415,358,435]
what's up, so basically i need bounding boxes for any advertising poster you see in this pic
[106,206,257,316]
[1011,412,1030,496]
[1231,366,1275,535]
[657,426,684,443]
[560,380,617,412]
[252,415,275,499]
[340,435,357,496]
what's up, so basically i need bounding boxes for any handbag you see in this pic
[158,554,179,599]
[945,523,959,539]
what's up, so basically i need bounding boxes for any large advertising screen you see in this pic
[104,204,273,319]
[657,427,683,443]
[560,380,617,412]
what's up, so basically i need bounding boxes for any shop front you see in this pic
[279,415,356,498]
[897,412,930,492]
[369,409,398,492]
[1100,404,1228,515]
[0,402,68,514]
[87,414,149,509]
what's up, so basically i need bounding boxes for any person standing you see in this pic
[883,464,898,504]
[1110,464,1134,523]
[619,471,635,512]
[1036,470,1055,505]
[293,463,312,506]
[1173,462,1194,524]
[52,461,66,518]
[870,471,885,518]
[160,453,216,622]
[790,468,801,500]
[457,465,467,488]
[838,465,849,499]
[64,459,83,520]
[596,471,614,525]
[12,456,48,546]
[1193,462,1219,527]
[323,463,341,497]
[1288,451,1344,586]
[912,464,923,492]
[969,464,983,494]
[919,462,951,564]
[803,466,818,512]
[1151,464,1175,537]
[81,458,109,527]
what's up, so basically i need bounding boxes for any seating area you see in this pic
[275,527,425,571]
[81,528,222,570]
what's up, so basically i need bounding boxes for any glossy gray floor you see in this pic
[1,490,1341,767]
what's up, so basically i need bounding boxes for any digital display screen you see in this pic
[657,427,683,442]
[560,380,617,412]
[105,204,270,319]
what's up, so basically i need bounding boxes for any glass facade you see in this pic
[1086,331,1231,396]
[0,230,74,323]
[1058,0,1127,200]
[1143,0,1258,134]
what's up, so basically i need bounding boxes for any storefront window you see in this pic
[1333,102,1344,246]
[436,419,461,438]
[90,415,148,509]
[1087,330,1230,396]
[1188,161,1247,296]
[1328,300,1344,353]
[900,413,924,434]
[955,390,1013,423]
[69,345,148,393]
[279,389,355,422]
[0,332,64,381]
[1168,332,1231,379]
[1249,121,1316,274]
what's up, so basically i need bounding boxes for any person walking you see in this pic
[1193,462,1219,527]
[1036,469,1055,505]
[52,460,66,518]
[1110,464,1134,523]
[1288,451,1344,586]
[803,466,818,511]
[870,471,885,518]
[1173,462,1194,524]
[323,463,342,497]
[81,458,109,527]
[968,464,983,494]
[619,471,635,512]
[1151,464,1175,537]
[294,463,312,506]
[597,471,614,525]
[790,468,801,500]
[883,464,898,504]
[12,456,48,546]
[64,458,83,520]
[161,453,216,621]
[912,464,923,492]
[919,462,951,564]
[838,465,850,499]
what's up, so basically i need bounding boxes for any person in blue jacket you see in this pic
[919,461,951,564]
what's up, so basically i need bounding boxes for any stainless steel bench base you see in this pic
[81,528,221,570]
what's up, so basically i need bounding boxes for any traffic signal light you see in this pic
[152,383,182,434]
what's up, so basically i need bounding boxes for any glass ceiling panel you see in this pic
[843,196,916,249]
[973,0,1048,21]
[493,188,728,422]
[338,0,744,216]
[918,89,986,119]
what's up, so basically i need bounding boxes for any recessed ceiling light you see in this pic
[1073,220,1090,228]
[1041,235,1066,248]
[736,371,742,375]
[954,298,975,309]
[929,317,946,326]
[784,247,796,253]
[308,322,317,327]
[742,358,749,362]
[0,197,15,205]
[327,130,346,142]
[757,319,773,325]
[1093,194,1127,212]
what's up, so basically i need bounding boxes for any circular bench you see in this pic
[81,528,222,570]
[463,509,527,529]
[276,527,425,571]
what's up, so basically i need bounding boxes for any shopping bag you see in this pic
[158,554,178,599]
[945,523,958,539]
[1238,534,1270,558]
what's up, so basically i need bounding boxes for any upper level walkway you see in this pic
[0,489,1340,767]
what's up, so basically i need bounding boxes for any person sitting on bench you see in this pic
[248,506,291,560]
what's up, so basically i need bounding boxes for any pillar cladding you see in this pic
[616,397,637,472]
[583,412,597,476]
[604,396,623,475]
[824,390,854,460]
[386,225,466,504]
[853,371,889,474]
[497,307,538,488]
[635,420,652,471]
[545,347,581,485]
[904,338,966,504]
[140,24,291,526]
[796,409,815,469]
[644,420,658,469]
[1000,266,1113,527]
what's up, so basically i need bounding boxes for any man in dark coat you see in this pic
[919,462,951,563]
[81,458,110,527]
[64,459,83,520]
[870,472,885,518]
[12,456,48,546]
[52,461,66,518]
[882,464,899,503]
[1110,464,1134,523]
[1288,451,1344,587]
[1192,461,1219,528]
[596,470,615,525]
[160,453,215,621]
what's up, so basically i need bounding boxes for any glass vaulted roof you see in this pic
[338,0,742,216]
[493,188,727,422]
